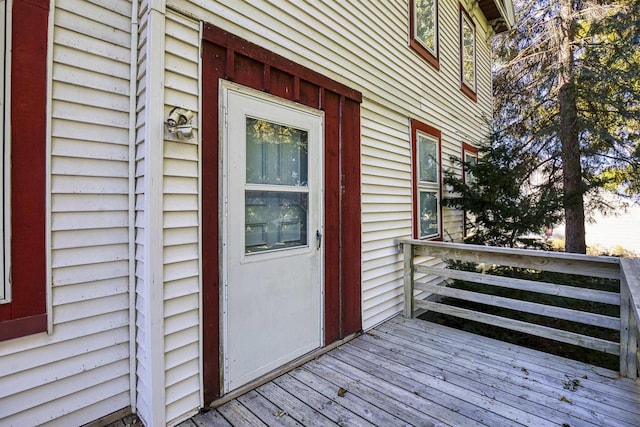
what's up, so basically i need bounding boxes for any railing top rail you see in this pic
[398,239,621,280]
[398,239,621,265]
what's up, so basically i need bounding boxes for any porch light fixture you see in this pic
[166,107,194,139]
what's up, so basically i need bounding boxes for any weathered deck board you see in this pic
[190,317,640,427]
[393,318,640,405]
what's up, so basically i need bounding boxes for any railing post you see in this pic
[403,242,415,318]
[620,280,631,377]
[629,310,638,378]
[620,259,639,379]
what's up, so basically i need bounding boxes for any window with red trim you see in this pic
[460,4,477,101]
[462,142,478,237]
[0,0,49,342]
[410,0,439,70]
[411,119,442,240]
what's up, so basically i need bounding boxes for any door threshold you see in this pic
[207,331,360,409]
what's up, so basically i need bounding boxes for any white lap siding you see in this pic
[0,0,134,425]
[134,5,203,425]
[162,12,202,426]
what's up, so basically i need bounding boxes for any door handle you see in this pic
[316,230,322,250]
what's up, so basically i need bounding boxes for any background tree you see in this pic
[492,0,640,253]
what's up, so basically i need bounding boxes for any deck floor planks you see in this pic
[317,352,490,426]
[254,381,338,426]
[396,316,639,394]
[236,389,303,427]
[190,317,640,427]
[328,344,541,427]
[287,365,411,426]
[369,323,626,425]
[386,317,640,420]
[356,331,611,426]
[216,399,268,426]
[385,317,640,405]
[190,409,232,427]
[351,332,603,427]
[272,373,377,427]
[302,358,445,427]
[382,318,640,425]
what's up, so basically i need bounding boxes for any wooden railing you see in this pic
[400,240,640,379]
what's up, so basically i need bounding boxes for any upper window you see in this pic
[460,6,477,101]
[0,0,48,342]
[410,0,439,70]
[411,120,442,240]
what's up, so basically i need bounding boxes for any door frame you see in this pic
[202,23,362,403]
[220,81,325,392]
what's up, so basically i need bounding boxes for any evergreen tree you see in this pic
[492,0,640,253]
[443,135,564,249]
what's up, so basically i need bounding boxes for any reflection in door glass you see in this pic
[246,118,308,186]
[245,191,308,253]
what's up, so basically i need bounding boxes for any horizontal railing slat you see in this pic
[415,265,620,305]
[415,281,620,330]
[400,240,620,280]
[415,300,620,355]
[401,240,640,377]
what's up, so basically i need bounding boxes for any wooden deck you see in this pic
[181,316,640,427]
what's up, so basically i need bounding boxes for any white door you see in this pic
[221,82,324,392]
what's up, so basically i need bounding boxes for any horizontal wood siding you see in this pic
[163,11,202,426]
[0,0,133,425]
[167,0,494,331]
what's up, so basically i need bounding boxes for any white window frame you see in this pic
[460,8,477,95]
[416,130,441,239]
[463,149,478,185]
[462,145,478,237]
[1,0,10,303]
[413,0,438,57]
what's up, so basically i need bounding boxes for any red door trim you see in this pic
[202,24,362,403]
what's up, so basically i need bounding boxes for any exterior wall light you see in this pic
[166,107,194,139]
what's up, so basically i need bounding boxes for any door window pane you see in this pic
[245,191,308,253]
[246,118,308,186]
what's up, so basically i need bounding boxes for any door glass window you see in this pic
[245,118,309,254]
[246,118,308,186]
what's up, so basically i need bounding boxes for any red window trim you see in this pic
[0,0,49,341]
[411,119,443,241]
[409,0,440,71]
[459,4,477,102]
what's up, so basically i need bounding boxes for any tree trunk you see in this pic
[558,0,586,254]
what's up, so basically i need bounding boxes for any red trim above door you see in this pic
[202,24,362,403]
